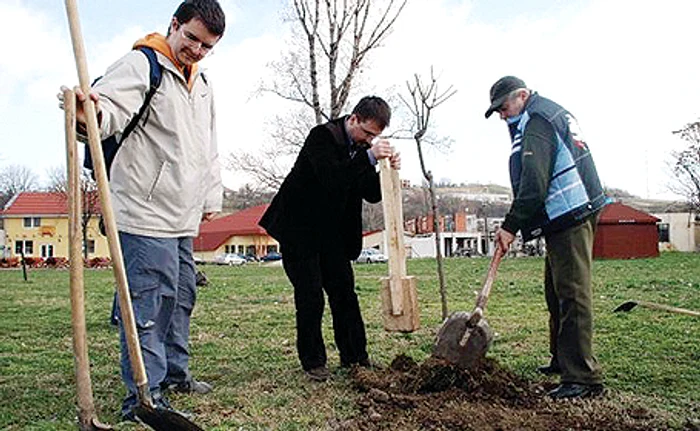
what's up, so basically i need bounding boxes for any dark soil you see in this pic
[337,354,682,431]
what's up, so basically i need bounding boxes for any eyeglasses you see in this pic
[177,22,215,54]
[359,124,381,140]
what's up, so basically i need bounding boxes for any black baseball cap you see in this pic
[485,76,527,118]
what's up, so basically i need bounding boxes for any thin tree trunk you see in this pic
[415,137,449,319]
[428,176,448,319]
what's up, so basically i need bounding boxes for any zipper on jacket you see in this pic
[147,161,166,201]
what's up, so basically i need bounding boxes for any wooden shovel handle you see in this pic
[473,246,504,312]
[64,0,151,403]
[636,301,700,317]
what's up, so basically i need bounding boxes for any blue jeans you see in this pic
[116,233,197,413]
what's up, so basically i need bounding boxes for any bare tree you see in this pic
[46,166,101,260]
[670,121,700,212]
[399,68,456,320]
[222,184,276,212]
[230,0,408,189]
[0,164,39,207]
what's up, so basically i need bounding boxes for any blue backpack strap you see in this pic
[118,46,162,145]
[84,46,163,179]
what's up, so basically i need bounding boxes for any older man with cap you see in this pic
[485,76,608,399]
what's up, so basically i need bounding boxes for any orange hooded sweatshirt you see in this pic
[133,33,199,91]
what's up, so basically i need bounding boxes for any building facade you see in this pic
[0,192,109,260]
[193,204,279,261]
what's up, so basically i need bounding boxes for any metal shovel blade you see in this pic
[133,404,204,431]
[433,311,493,370]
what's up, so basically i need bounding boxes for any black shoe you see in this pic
[165,379,213,394]
[305,366,330,382]
[537,363,562,376]
[152,394,194,419]
[547,383,604,399]
[121,393,192,422]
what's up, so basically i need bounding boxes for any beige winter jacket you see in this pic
[93,43,222,238]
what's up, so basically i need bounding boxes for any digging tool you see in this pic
[433,246,504,369]
[614,300,700,317]
[65,89,112,431]
[64,1,203,429]
[379,158,420,332]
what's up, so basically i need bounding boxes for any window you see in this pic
[87,240,95,254]
[238,245,246,254]
[23,217,41,228]
[658,223,670,242]
[15,240,34,255]
[225,245,235,254]
[267,245,278,253]
[40,244,54,258]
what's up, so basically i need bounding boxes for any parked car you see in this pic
[244,253,259,262]
[356,248,388,264]
[193,255,205,265]
[213,253,246,266]
[453,247,474,257]
[261,251,282,262]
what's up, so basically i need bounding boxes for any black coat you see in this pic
[259,116,382,260]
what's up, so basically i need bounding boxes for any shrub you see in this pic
[86,257,112,268]
[22,257,44,268]
[44,257,70,269]
[0,257,20,268]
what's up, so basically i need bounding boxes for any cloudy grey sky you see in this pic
[2,0,699,200]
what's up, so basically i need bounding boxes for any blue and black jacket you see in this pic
[502,92,607,241]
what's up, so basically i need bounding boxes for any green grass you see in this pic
[1,253,699,429]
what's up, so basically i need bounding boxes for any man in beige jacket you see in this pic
[61,0,225,422]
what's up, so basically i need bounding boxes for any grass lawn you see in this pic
[1,252,698,430]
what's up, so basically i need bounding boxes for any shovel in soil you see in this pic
[65,89,112,431]
[433,246,505,369]
[64,1,203,429]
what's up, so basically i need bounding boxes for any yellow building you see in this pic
[0,192,109,260]
[194,204,279,261]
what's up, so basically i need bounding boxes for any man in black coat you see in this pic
[259,96,401,381]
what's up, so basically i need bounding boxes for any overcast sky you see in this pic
[2,0,699,200]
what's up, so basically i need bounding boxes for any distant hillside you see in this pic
[615,197,691,214]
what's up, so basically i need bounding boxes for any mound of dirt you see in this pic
[339,354,675,431]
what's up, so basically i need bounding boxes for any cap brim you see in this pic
[485,94,508,119]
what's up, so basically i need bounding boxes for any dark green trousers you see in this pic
[544,215,602,385]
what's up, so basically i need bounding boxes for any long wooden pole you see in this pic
[66,89,112,431]
[63,0,152,407]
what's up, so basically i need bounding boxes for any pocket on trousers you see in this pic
[130,283,162,330]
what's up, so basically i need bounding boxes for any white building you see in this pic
[653,212,699,252]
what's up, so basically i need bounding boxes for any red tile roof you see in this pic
[2,192,69,216]
[598,202,659,225]
[1,191,102,216]
[194,204,270,251]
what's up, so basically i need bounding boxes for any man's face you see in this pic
[347,114,383,146]
[498,91,527,120]
[167,17,220,66]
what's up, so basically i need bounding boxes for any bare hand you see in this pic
[57,85,100,126]
[370,139,393,160]
[495,228,515,252]
[389,150,401,170]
